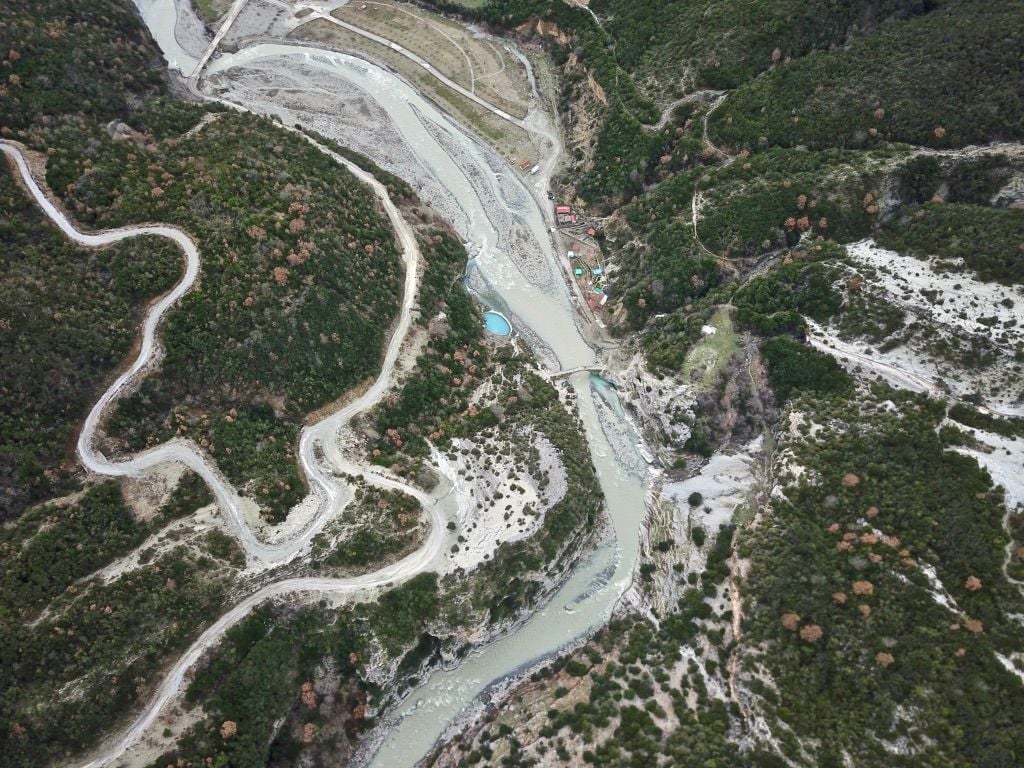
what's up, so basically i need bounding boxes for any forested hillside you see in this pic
[0,0,414,522]
[0,3,608,765]
[429,0,1024,350]
[1,0,424,762]
[3,0,1023,765]
[432,0,1021,200]
[0,168,181,519]
[422,1,1024,765]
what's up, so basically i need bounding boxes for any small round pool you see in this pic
[483,310,512,336]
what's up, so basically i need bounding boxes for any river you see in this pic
[134,2,651,765]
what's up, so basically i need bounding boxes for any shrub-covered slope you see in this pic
[709,0,1024,151]
[1,0,412,521]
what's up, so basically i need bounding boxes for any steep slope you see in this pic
[1,0,408,522]
[418,0,1024,765]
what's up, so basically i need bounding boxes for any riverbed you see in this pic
[133,2,652,765]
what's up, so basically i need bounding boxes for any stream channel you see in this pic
[135,2,651,765]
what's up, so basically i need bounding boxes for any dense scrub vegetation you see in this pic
[314,485,423,570]
[589,0,937,94]
[363,217,602,619]
[53,113,404,518]
[0,0,164,134]
[365,227,483,484]
[0,470,222,767]
[440,380,1024,766]
[428,0,1018,206]
[0,166,181,520]
[424,1,1024,764]
[0,3,478,765]
[1,541,234,768]
[733,252,843,331]
[709,1,1024,151]
[893,153,1017,208]
[162,239,603,767]
[5,0,1022,765]
[947,403,1024,440]
[1,0,419,522]
[157,574,443,768]
[603,130,892,332]
[0,482,142,615]
[426,0,1023,370]
[434,503,750,767]
[877,202,1024,285]
[616,138,1018,363]
[697,150,883,257]
[168,369,605,764]
[739,389,1024,765]
[761,336,854,403]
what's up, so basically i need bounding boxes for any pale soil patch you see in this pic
[821,238,1024,415]
[438,429,567,574]
[117,702,205,768]
[996,652,1024,685]
[947,423,1024,594]
[88,502,223,586]
[182,111,224,137]
[663,443,759,539]
[847,239,1022,344]
[304,376,373,426]
[633,437,761,619]
[558,58,607,176]
[245,489,320,543]
[949,426,1024,513]
[121,461,189,523]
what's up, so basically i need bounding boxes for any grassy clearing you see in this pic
[193,0,232,23]
[681,306,739,392]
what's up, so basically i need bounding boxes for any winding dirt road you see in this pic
[2,138,440,566]
[3,0,590,761]
[1,137,449,766]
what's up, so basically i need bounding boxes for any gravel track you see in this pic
[2,137,449,767]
